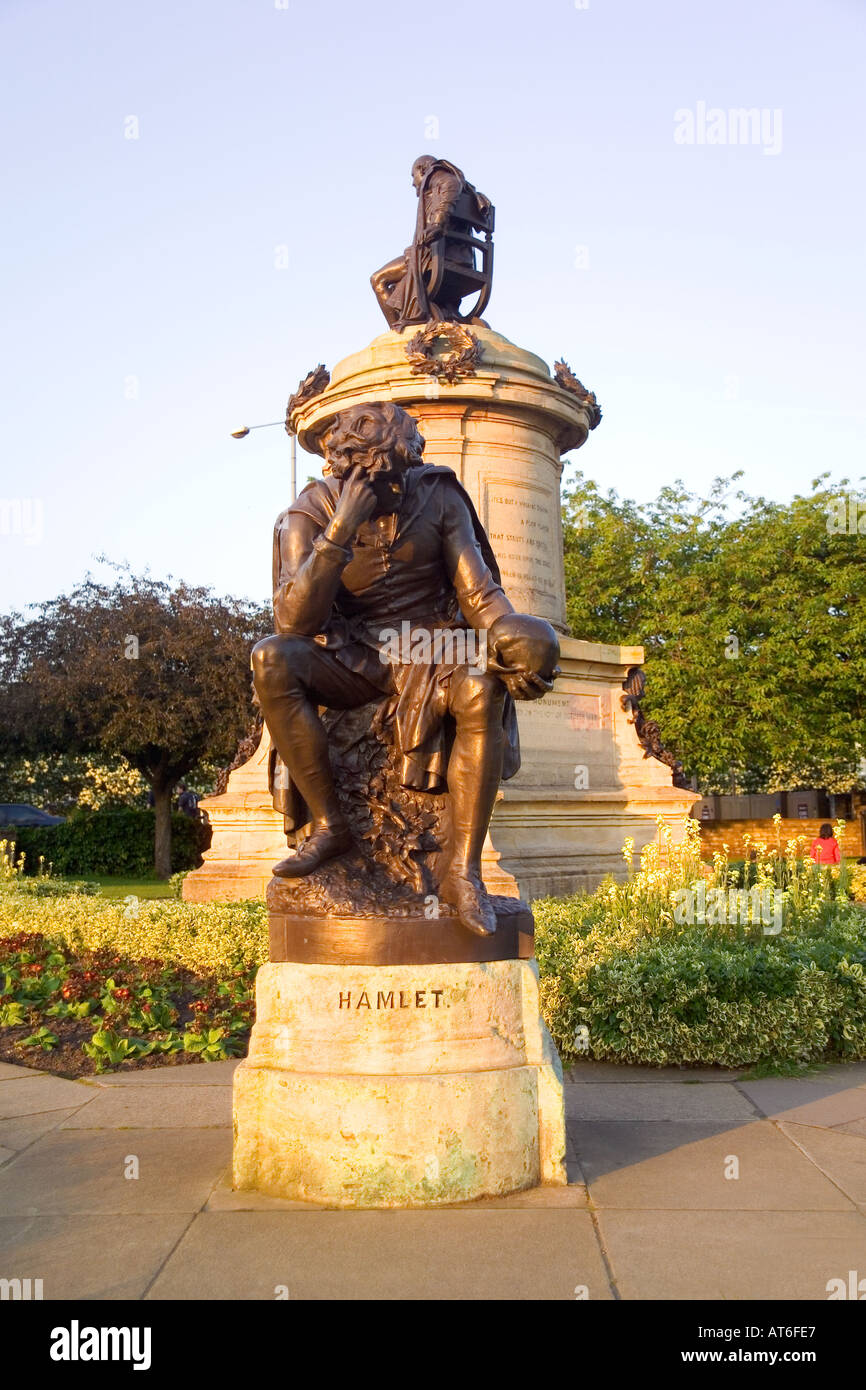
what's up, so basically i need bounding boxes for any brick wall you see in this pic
[695,817,864,860]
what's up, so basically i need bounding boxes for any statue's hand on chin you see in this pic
[326,465,378,545]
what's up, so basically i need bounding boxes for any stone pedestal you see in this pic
[233,957,566,1207]
[492,634,698,898]
[182,730,286,902]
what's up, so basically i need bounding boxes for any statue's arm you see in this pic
[419,171,462,243]
[441,487,514,631]
[272,509,351,636]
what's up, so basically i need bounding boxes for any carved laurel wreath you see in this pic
[405,322,483,384]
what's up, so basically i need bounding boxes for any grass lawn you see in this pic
[59,876,177,900]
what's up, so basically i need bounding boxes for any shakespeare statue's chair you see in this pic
[424,185,494,323]
[252,401,559,951]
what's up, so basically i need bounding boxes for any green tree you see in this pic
[561,470,866,792]
[0,567,270,876]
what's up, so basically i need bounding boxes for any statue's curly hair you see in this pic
[323,402,425,478]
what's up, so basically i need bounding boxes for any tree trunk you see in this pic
[153,784,173,880]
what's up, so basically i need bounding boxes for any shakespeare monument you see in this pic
[225,155,695,1205]
[187,157,694,908]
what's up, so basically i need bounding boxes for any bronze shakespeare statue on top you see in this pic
[370,157,494,330]
[252,402,559,939]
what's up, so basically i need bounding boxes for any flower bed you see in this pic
[0,847,268,1076]
[0,928,259,1077]
[2,819,865,1076]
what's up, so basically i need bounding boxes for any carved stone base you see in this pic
[232,958,566,1207]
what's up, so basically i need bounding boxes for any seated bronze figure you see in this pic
[370,157,494,330]
[252,402,559,938]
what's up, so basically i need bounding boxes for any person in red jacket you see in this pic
[810,823,841,864]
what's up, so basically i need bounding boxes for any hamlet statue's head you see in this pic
[323,402,425,513]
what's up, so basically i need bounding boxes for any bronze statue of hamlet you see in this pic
[252,402,560,938]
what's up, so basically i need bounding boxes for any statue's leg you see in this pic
[251,634,383,876]
[370,255,407,328]
[440,666,506,936]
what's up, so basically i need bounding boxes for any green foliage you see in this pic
[0,885,267,976]
[0,565,270,875]
[82,1027,148,1071]
[561,470,866,792]
[20,1025,59,1051]
[849,865,866,903]
[0,753,148,816]
[182,1027,243,1061]
[535,892,866,1069]
[8,808,206,878]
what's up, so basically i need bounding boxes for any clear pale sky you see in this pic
[2,0,864,610]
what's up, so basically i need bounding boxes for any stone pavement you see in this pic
[2,1056,866,1300]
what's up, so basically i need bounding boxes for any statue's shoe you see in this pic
[272,826,353,879]
[440,871,497,937]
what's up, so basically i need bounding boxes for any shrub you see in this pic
[0,887,268,976]
[5,807,208,878]
[534,816,866,1068]
[850,864,866,903]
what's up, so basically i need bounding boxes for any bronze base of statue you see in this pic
[268,895,534,966]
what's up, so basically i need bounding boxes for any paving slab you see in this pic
[146,1209,611,1300]
[779,1122,866,1206]
[92,1059,239,1086]
[571,1119,854,1210]
[0,1108,81,1153]
[0,1062,43,1079]
[58,1085,232,1129]
[0,1214,193,1300]
[736,1080,866,1128]
[206,1168,586,1212]
[809,1062,866,1086]
[564,1082,756,1123]
[0,1075,93,1119]
[0,1128,232,1215]
[565,1062,744,1084]
[597,1209,866,1300]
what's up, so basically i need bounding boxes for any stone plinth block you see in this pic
[233,958,566,1207]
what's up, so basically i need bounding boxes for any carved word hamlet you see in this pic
[338,988,447,1010]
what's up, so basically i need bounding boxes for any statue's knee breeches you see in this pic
[448,666,506,723]
[251,634,314,698]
